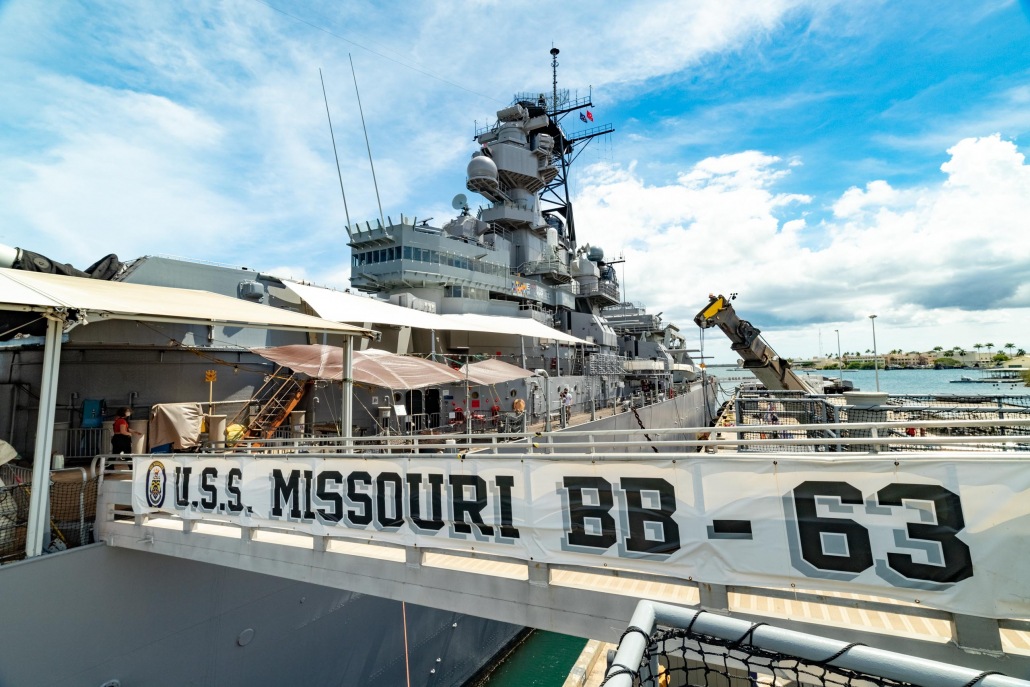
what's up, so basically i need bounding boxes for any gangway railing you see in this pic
[603,600,1029,687]
[196,417,1030,454]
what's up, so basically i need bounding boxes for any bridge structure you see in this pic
[97,419,1030,680]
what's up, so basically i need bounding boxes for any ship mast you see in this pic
[540,47,613,249]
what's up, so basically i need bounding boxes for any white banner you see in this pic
[133,454,1030,619]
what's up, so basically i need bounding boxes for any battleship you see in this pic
[0,50,716,687]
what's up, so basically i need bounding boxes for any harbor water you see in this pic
[711,366,1030,397]
[477,631,588,686]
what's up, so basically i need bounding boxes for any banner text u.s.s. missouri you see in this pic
[133,455,1030,619]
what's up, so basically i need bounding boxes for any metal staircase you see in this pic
[230,367,311,440]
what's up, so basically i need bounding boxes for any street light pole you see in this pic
[834,329,843,382]
[869,315,879,391]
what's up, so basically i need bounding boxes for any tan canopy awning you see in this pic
[460,359,536,386]
[252,345,467,390]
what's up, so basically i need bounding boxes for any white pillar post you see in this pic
[26,315,63,558]
[342,335,354,448]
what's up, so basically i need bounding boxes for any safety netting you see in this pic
[0,465,98,564]
[627,625,923,686]
[0,482,28,564]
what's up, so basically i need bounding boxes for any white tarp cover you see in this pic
[460,359,535,386]
[0,268,371,337]
[149,403,204,450]
[284,280,590,345]
[252,344,466,390]
[132,453,1030,619]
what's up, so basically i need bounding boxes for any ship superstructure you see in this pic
[348,48,696,400]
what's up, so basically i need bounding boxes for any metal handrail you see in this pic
[200,417,1030,443]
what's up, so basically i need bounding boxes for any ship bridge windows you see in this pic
[445,285,488,300]
[400,247,441,265]
[393,246,510,278]
[352,247,403,267]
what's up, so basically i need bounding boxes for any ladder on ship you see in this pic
[230,367,312,440]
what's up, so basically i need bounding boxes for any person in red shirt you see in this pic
[111,407,141,454]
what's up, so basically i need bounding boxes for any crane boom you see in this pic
[694,295,814,393]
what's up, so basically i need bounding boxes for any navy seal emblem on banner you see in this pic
[146,461,166,508]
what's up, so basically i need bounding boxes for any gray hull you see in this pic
[0,544,520,687]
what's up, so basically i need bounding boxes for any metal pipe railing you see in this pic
[184,416,1030,458]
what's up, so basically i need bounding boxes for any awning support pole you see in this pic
[26,315,63,558]
[342,335,354,448]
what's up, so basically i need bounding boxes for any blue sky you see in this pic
[2,0,1029,363]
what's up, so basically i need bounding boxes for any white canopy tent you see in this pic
[438,313,591,346]
[0,269,374,335]
[284,280,447,330]
[283,280,592,346]
[0,268,373,558]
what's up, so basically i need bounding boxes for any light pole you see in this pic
[869,315,879,391]
[834,329,842,382]
[533,369,552,432]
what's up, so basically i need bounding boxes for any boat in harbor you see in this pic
[951,368,1028,385]
[0,49,716,687]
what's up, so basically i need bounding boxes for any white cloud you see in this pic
[832,180,903,218]
[571,134,1030,361]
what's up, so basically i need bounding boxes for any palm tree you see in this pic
[974,343,983,355]
[1019,349,1027,357]
[933,346,943,353]
[1005,343,1016,358]
[986,343,995,355]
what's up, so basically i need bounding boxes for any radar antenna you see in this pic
[451,193,469,215]
[449,193,469,212]
[550,46,560,114]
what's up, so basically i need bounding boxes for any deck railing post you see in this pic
[699,582,729,612]
[952,614,1003,653]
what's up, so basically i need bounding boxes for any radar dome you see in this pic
[467,154,498,184]
[587,246,604,262]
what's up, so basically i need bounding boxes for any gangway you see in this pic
[227,367,311,440]
[97,419,1030,678]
